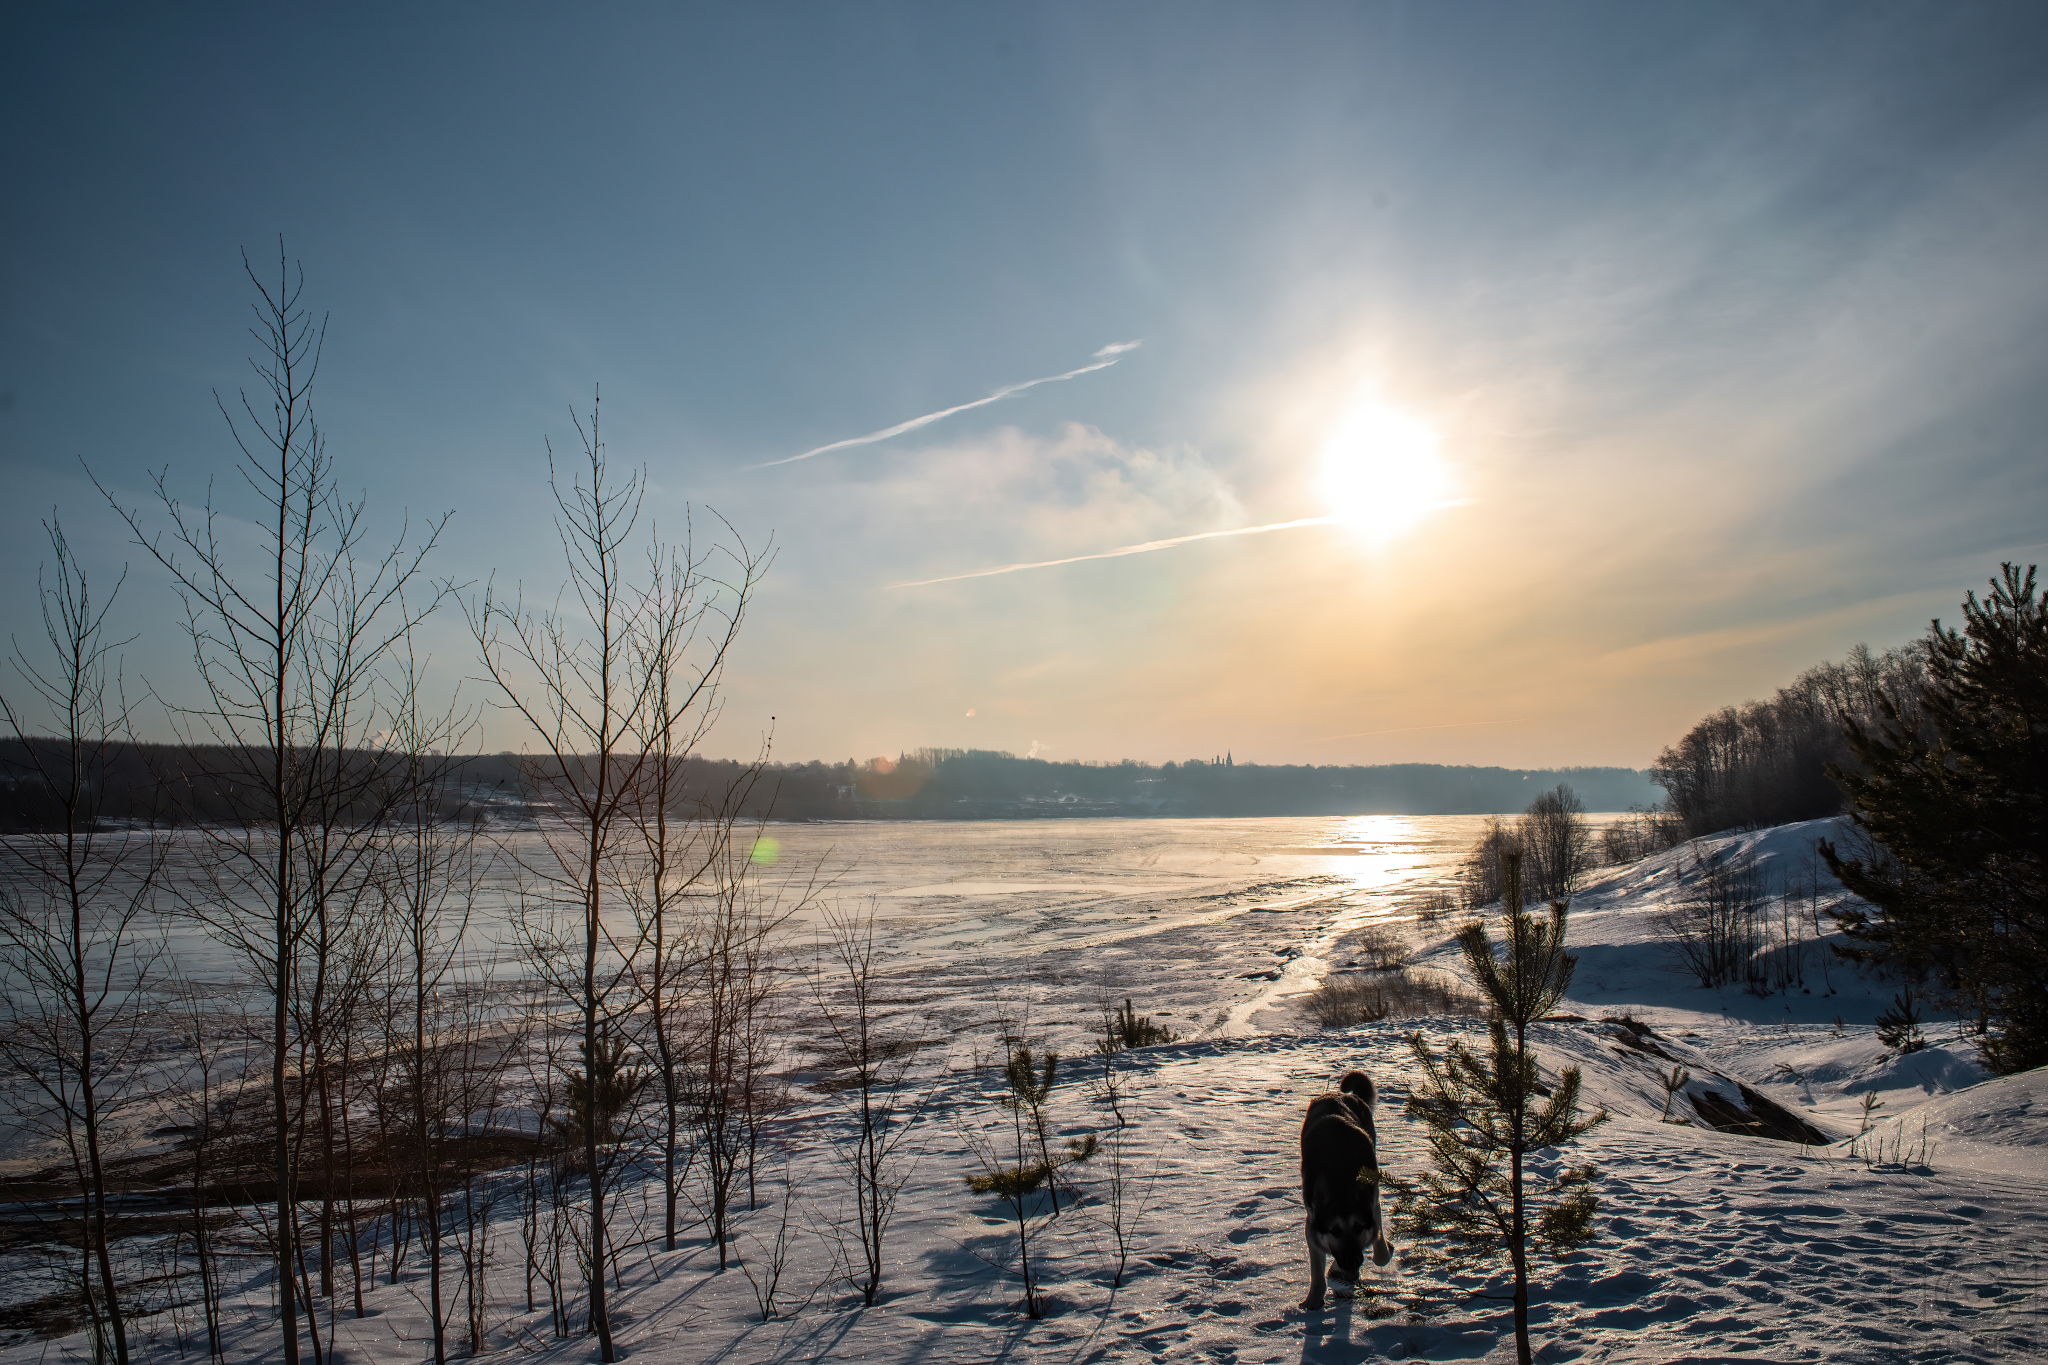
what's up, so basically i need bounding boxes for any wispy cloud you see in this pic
[753,341,1143,469]
[886,515,1337,588]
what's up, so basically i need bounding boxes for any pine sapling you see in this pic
[1385,853,1608,1365]
[962,1034,1098,1318]
[1658,1066,1691,1123]
[1875,986,1927,1054]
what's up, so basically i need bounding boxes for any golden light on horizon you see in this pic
[1317,391,1454,541]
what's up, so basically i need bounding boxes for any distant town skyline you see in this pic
[5,4,2045,768]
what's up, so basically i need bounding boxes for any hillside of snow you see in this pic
[5,816,2042,1364]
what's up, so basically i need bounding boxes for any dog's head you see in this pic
[1308,1173,1392,1280]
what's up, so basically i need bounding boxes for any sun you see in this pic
[1317,392,1454,540]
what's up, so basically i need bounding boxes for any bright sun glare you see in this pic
[1318,392,1453,540]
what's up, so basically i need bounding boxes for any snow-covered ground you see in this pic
[7,816,2044,1363]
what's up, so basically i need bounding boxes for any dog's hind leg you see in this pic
[1299,1219,1328,1311]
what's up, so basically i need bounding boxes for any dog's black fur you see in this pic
[1298,1069,1394,1310]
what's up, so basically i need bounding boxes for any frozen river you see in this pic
[15,813,1616,1059]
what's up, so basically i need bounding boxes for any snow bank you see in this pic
[7,818,2043,1365]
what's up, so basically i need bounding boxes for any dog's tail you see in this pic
[1338,1070,1376,1107]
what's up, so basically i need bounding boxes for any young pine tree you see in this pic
[1390,853,1607,1365]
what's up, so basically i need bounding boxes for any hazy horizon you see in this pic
[5,4,2045,768]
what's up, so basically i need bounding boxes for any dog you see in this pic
[1298,1069,1394,1310]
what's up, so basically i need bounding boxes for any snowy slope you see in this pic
[112,1027,2038,1365]
[6,818,2043,1364]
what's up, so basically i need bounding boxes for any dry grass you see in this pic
[1411,890,1463,925]
[1345,924,1414,971]
[1301,969,1486,1029]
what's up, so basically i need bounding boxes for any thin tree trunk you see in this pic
[275,834,300,1365]
[585,829,613,1355]
[72,905,129,1365]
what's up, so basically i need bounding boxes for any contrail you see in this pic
[753,341,1142,469]
[1314,720,1507,741]
[887,516,1338,588]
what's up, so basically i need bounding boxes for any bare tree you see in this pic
[469,397,650,1360]
[627,525,766,1252]
[161,985,259,1363]
[688,832,792,1269]
[97,246,448,1365]
[1520,784,1591,906]
[0,517,167,1365]
[813,903,926,1306]
[1456,817,1520,910]
[1657,850,1767,988]
[470,393,761,1356]
[379,733,486,1365]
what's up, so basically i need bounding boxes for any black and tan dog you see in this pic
[1298,1069,1394,1310]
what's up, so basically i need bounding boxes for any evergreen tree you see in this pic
[551,1029,648,1153]
[1388,853,1607,1365]
[1821,563,2048,1073]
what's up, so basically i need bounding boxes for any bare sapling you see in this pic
[625,518,767,1252]
[961,1023,1099,1319]
[156,989,253,1362]
[689,829,795,1269]
[469,394,655,1361]
[450,980,523,1354]
[735,1143,826,1322]
[378,731,487,1365]
[813,902,927,1307]
[1090,987,1161,1289]
[522,1019,578,1337]
[0,517,168,1365]
[97,245,449,1365]
[1658,1065,1691,1123]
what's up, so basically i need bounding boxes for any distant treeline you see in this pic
[1646,641,1926,838]
[1,741,1662,829]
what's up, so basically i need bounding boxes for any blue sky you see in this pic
[5,2,2046,767]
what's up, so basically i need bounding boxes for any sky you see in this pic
[4,2,2046,770]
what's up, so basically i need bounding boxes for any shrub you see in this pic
[1350,924,1413,971]
[1656,851,1766,988]
[1599,806,1687,865]
[1099,998,1176,1052]
[1413,890,1462,924]
[1302,969,1485,1029]
[1456,785,1596,909]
